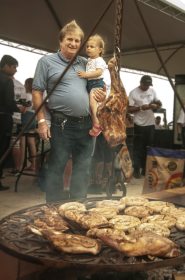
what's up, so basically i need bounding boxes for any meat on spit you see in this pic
[97,57,128,147]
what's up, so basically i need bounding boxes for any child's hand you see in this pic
[78,71,86,78]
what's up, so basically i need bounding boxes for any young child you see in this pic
[78,34,107,137]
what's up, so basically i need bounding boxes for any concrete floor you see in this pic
[0,168,144,280]
[0,169,45,219]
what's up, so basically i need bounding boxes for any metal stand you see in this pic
[14,133,46,192]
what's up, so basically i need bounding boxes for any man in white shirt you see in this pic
[128,75,162,178]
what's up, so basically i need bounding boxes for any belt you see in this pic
[50,111,90,122]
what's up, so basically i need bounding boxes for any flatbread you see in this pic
[176,216,185,231]
[121,196,149,207]
[136,222,170,237]
[89,207,118,219]
[96,199,125,211]
[141,214,176,229]
[58,202,86,216]
[109,215,141,231]
[144,201,175,213]
[124,205,153,218]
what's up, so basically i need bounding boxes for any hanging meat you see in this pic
[97,57,128,147]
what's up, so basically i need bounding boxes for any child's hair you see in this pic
[88,34,105,56]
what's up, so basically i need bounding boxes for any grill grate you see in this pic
[0,199,185,273]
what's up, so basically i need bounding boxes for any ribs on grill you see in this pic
[34,206,69,232]
[28,226,101,255]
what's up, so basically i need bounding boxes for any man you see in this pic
[32,20,105,202]
[10,77,27,174]
[0,55,22,190]
[128,75,162,178]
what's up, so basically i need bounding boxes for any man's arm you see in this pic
[32,90,51,140]
[128,101,162,113]
[128,105,142,113]
[92,87,106,102]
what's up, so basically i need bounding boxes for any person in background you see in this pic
[32,20,105,202]
[21,78,37,172]
[128,75,162,178]
[0,55,24,190]
[155,116,164,130]
[10,77,26,175]
[177,106,185,148]
[78,34,107,137]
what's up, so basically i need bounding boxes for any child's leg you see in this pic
[90,90,99,125]
[89,90,102,137]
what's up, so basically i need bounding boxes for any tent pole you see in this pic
[44,0,62,30]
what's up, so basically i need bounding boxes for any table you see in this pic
[143,187,185,206]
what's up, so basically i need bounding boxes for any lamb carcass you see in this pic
[97,57,128,147]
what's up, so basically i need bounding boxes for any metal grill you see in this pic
[0,198,185,273]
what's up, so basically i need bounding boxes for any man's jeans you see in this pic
[45,114,93,202]
[133,124,155,172]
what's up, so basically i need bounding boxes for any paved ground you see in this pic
[0,168,144,219]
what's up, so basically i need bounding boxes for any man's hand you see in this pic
[93,87,106,102]
[18,105,27,113]
[141,102,161,111]
[150,100,162,110]
[155,100,162,107]
[37,122,51,140]
[150,103,158,110]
